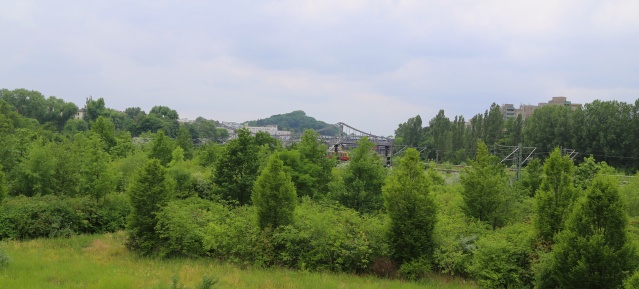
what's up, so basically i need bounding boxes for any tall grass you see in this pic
[0,232,476,289]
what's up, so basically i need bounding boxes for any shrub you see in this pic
[0,194,130,240]
[203,205,263,267]
[202,199,389,273]
[398,257,431,281]
[272,199,388,273]
[155,198,222,257]
[433,183,488,277]
[625,271,639,289]
[469,223,535,288]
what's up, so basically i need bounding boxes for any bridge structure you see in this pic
[277,122,394,166]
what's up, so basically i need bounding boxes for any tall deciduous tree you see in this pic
[252,152,297,230]
[395,115,425,147]
[537,175,637,289]
[519,158,543,197]
[523,105,572,154]
[429,110,451,158]
[127,158,174,255]
[148,130,175,166]
[460,140,508,229]
[340,137,386,213]
[383,148,436,264]
[90,116,117,152]
[535,147,576,242]
[483,103,504,146]
[213,128,259,206]
[14,140,57,196]
[176,125,194,160]
[77,135,115,202]
[85,97,106,123]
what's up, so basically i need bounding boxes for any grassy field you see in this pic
[0,232,476,289]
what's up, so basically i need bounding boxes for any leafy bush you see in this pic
[398,257,431,281]
[272,199,388,273]
[625,271,639,289]
[469,223,535,288]
[0,193,130,240]
[621,173,639,217]
[155,198,222,257]
[203,205,262,267]
[433,183,487,276]
[202,199,389,273]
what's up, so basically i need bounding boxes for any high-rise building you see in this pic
[501,97,581,119]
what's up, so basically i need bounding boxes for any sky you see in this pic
[1,0,638,136]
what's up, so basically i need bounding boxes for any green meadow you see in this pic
[0,232,476,289]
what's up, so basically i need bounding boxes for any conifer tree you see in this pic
[252,152,297,230]
[537,174,636,288]
[341,137,386,213]
[535,147,576,242]
[460,140,508,229]
[213,128,259,205]
[383,148,436,264]
[127,158,174,255]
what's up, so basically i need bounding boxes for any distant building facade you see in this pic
[75,108,86,119]
[501,96,582,119]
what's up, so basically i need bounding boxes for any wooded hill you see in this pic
[246,110,339,136]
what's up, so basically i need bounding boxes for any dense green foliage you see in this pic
[212,128,260,206]
[280,130,333,199]
[469,223,535,288]
[0,194,129,239]
[338,137,387,213]
[127,159,175,255]
[537,175,637,288]
[535,147,577,242]
[394,99,639,171]
[204,199,388,273]
[3,87,639,287]
[155,197,220,258]
[252,153,297,230]
[0,164,6,205]
[460,141,508,229]
[383,148,437,266]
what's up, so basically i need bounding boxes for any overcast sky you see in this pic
[1,1,638,136]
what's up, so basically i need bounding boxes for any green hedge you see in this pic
[0,193,130,240]
[202,198,389,273]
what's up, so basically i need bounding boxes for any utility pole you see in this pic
[498,144,537,181]
[517,142,523,180]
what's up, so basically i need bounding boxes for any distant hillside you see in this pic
[247,110,338,136]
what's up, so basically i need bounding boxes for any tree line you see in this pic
[395,99,639,171]
[2,88,639,288]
